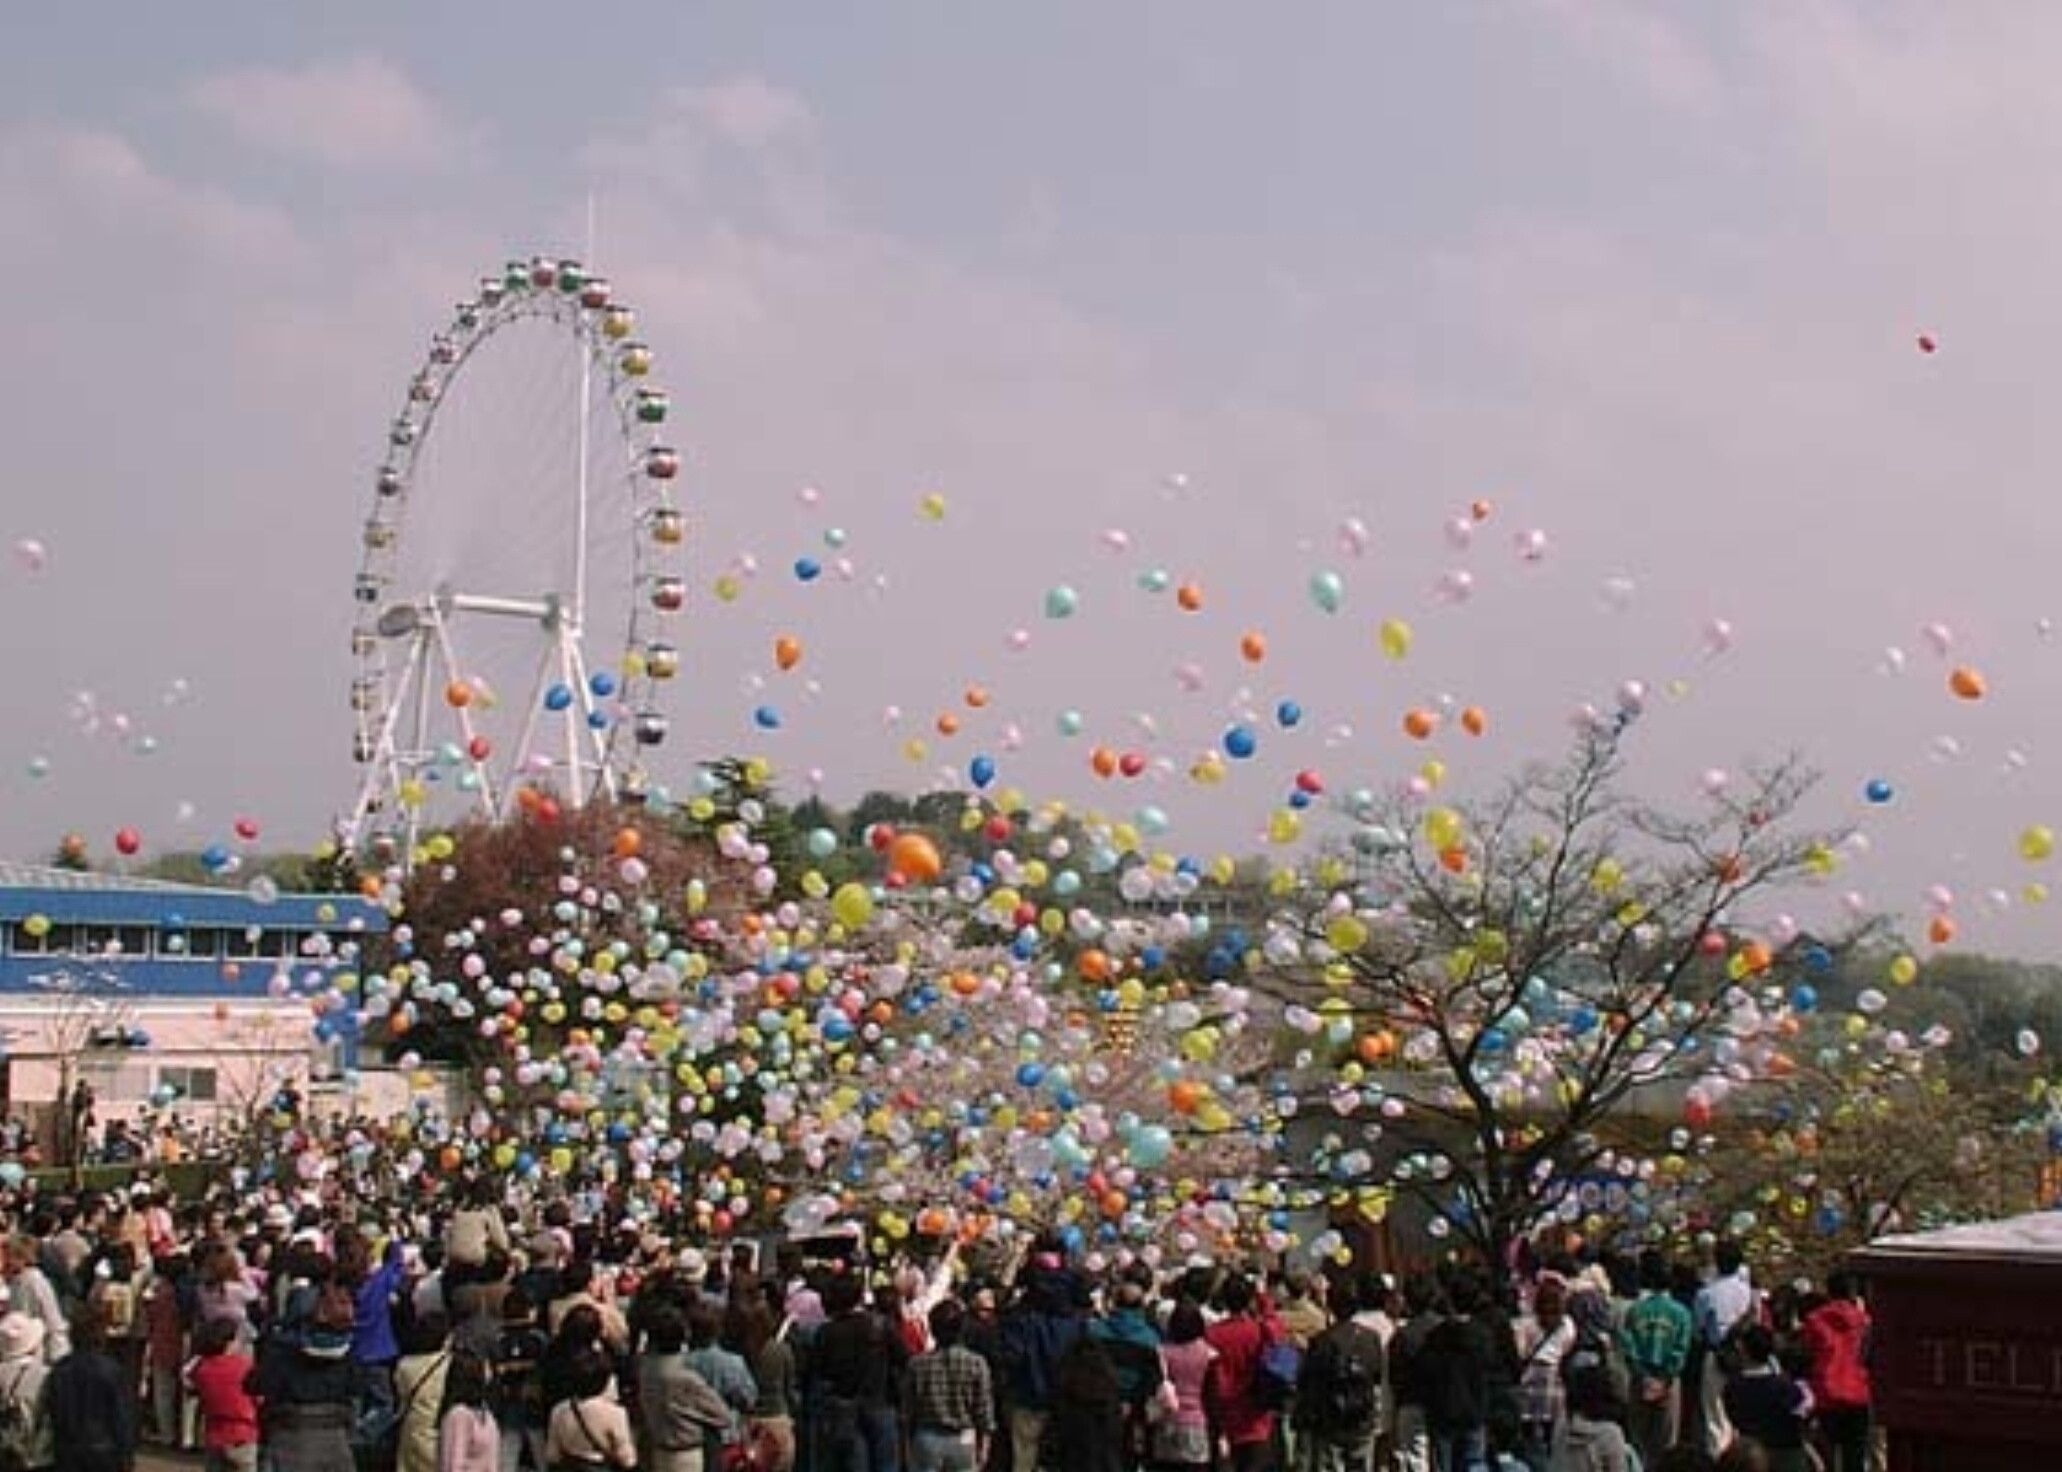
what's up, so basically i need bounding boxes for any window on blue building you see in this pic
[7,923,77,955]
[157,1066,218,1104]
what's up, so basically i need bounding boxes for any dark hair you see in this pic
[567,1345,613,1401]
[929,1299,966,1347]
[561,1259,595,1297]
[502,1287,535,1324]
[643,1301,688,1355]
[687,1301,724,1351]
[1715,1444,1770,1472]
[1825,1270,1856,1301]
[556,1303,603,1352]
[1714,1241,1745,1277]
[731,1295,778,1363]
[1165,1301,1206,1345]
[441,1350,491,1414]
[193,1316,239,1357]
[1638,1251,1670,1294]
[1565,1362,1620,1421]
[1053,1336,1119,1414]
[1218,1274,1254,1315]
[406,1311,450,1356]
[1734,1322,1775,1366]
[822,1275,864,1317]
[1654,1450,1719,1472]
[69,1301,109,1356]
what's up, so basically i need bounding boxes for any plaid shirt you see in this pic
[905,1344,995,1436]
[1516,1318,1574,1429]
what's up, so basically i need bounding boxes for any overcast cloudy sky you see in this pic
[2,3,2059,956]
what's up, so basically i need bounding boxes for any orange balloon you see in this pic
[1090,747,1118,779]
[887,832,944,884]
[774,635,802,671]
[935,712,961,737]
[1948,666,1986,701]
[1239,631,1267,663]
[1929,915,1957,945]
[1403,708,1439,740]
[1470,498,1494,522]
[1077,949,1112,984]
[1168,1080,1203,1115]
[444,680,473,709]
[1438,845,1469,874]
[964,686,990,709]
[1741,941,1774,974]
[1176,582,1205,612]
[1459,705,1488,737]
[612,827,642,859]
[950,971,981,998]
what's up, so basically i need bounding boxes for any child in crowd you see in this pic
[186,1315,260,1472]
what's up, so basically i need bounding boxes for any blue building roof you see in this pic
[0,861,387,999]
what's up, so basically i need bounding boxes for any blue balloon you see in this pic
[585,710,610,730]
[969,755,996,789]
[544,684,574,711]
[1276,701,1303,728]
[1016,1062,1046,1088]
[1288,789,1313,810]
[754,706,782,730]
[1865,778,1894,804]
[1790,984,1819,1013]
[200,845,230,873]
[1223,725,1258,760]
[794,557,822,582]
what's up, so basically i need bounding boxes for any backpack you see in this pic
[1256,1333,1302,1411]
[1562,1325,1630,1406]
[1300,1323,1382,1435]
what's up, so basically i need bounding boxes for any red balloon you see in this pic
[233,817,260,842]
[1916,332,1938,354]
[114,828,141,857]
[1118,752,1147,779]
[867,823,897,853]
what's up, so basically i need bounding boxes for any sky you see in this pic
[1,2,2059,956]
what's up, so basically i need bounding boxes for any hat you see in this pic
[678,1247,708,1284]
[0,1313,44,1363]
[264,1203,294,1231]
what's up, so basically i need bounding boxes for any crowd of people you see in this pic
[0,1164,1879,1472]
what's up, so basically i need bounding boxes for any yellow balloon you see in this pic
[831,882,876,929]
[1326,915,1370,952]
[1424,807,1463,851]
[919,491,948,521]
[2020,825,2056,863]
[1378,618,1415,660]
[1888,954,1919,986]
[1267,809,1302,845]
[714,574,742,603]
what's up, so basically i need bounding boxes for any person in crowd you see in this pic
[488,1287,550,1472]
[45,1304,138,1472]
[1292,1274,1386,1472]
[547,1261,630,1357]
[904,1298,994,1472]
[337,1223,408,1436]
[185,1315,258,1472]
[443,1182,510,1291]
[143,1248,188,1448]
[1797,1273,1870,1472]
[1693,1245,1758,1458]
[1514,1275,1576,1471]
[736,1293,798,1472]
[634,1299,729,1472]
[394,1312,455,1472]
[84,1242,143,1403]
[684,1299,757,1459]
[544,1347,637,1472]
[1548,1365,1631,1472]
[435,1349,500,1472]
[1039,1336,1124,1472]
[1414,1272,1496,1472]
[810,1273,910,1472]
[0,1310,54,1472]
[6,1237,70,1366]
[1718,1325,1811,1472]
[1152,1300,1216,1472]
[1619,1252,1693,1470]
[1204,1273,1277,1472]
[999,1255,1082,1472]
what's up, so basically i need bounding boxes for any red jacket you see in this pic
[1801,1299,1871,1411]
[1204,1314,1276,1446]
[189,1351,260,1449]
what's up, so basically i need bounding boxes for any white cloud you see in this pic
[0,125,303,266]
[185,54,456,169]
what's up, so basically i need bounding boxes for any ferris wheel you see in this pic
[344,255,685,863]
